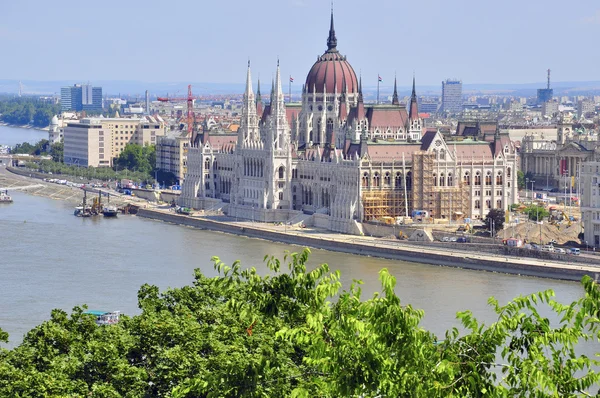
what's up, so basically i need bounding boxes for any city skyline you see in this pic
[2,0,600,87]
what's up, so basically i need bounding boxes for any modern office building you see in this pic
[63,116,165,167]
[581,161,600,248]
[61,84,103,112]
[577,99,595,119]
[156,132,189,182]
[441,79,462,114]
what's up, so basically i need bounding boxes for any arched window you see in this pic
[278,166,285,179]
[475,200,481,209]
[486,199,491,209]
[448,173,453,187]
[485,171,492,186]
[439,173,445,187]
[496,199,502,209]
[373,172,380,187]
[279,192,283,200]
[507,167,512,178]
[433,173,438,186]
[475,172,481,186]
[362,172,369,188]
[496,172,503,185]
[326,118,334,142]
[204,159,210,170]
[464,172,470,185]
[395,172,402,189]
[384,172,391,186]
[406,172,412,190]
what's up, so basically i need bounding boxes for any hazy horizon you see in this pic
[2,0,600,90]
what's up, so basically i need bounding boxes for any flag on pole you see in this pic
[289,76,294,83]
[378,75,382,82]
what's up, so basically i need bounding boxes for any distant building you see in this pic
[577,99,595,119]
[48,115,63,144]
[156,132,189,182]
[63,116,165,167]
[537,88,553,105]
[542,100,559,118]
[419,100,439,114]
[60,84,103,112]
[581,161,600,248]
[441,79,462,114]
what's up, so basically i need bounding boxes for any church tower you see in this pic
[238,61,260,147]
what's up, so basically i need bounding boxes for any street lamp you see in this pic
[530,180,535,203]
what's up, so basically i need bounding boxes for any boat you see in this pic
[0,190,12,203]
[84,310,120,325]
[102,205,118,217]
[102,192,118,217]
[74,190,93,217]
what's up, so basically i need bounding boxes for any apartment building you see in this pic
[581,161,600,248]
[64,116,165,167]
[156,131,189,182]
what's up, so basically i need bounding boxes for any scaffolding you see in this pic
[362,190,411,222]
[412,151,470,221]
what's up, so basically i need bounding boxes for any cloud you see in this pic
[582,10,600,24]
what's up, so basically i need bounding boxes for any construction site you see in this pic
[361,152,471,225]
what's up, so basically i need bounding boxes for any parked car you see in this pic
[568,248,581,255]
[554,248,566,254]
[449,237,458,242]
[442,237,450,242]
[457,237,469,243]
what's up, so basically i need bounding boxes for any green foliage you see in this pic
[517,170,525,189]
[116,144,156,175]
[51,141,63,163]
[0,97,60,127]
[11,139,49,155]
[24,159,151,183]
[0,249,599,397]
[484,208,505,234]
[524,205,550,222]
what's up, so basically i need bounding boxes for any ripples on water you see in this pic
[0,191,588,350]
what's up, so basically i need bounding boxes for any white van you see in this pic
[568,248,581,255]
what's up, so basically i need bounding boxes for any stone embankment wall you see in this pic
[137,209,599,282]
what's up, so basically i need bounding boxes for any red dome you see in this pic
[305,51,358,94]
[305,11,358,94]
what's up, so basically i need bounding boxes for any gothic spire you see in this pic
[256,78,261,102]
[409,73,419,120]
[245,60,254,98]
[411,73,417,100]
[392,74,399,105]
[327,6,337,51]
[358,74,363,103]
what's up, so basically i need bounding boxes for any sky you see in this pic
[1,0,600,89]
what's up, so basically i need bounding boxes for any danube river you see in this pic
[0,124,48,147]
[0,190,588,349]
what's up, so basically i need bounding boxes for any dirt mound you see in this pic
[499,221,581,245]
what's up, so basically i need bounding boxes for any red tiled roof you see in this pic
[366,143,421,162]
[305,51,358,94]
[208,134,237,151]
[366,106,408,129]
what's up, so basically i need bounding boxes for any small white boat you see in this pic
[0,190,12,203]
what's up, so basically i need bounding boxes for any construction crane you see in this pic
[157,85,197,145]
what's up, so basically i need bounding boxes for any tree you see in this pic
[51,141,63,163]
[116,144,155,175]
[484,208,505,235]
[517,170,525,189]
[0,249,599,397]
[524,204,549,222]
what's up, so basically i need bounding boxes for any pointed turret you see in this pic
[327,7,337,52]
[356,75,365,120]
[392,74,399,105]
[256,79,263,118]
[409,74,419,120]
[245,60,254,98]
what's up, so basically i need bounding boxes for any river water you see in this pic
[0,124,48,147]
[0,189,589,350]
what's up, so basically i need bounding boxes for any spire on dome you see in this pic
[327,5,337,51]
[392,74,399,105]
